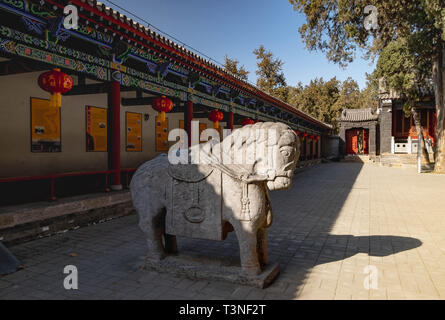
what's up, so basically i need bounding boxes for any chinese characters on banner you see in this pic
[126,112,142,152]
[86,106,107,152]
[156,115,169,152]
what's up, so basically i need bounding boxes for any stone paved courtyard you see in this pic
[1,162,445,300]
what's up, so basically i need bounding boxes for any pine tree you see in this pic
[253,45,287,96]
[223,55,249,81]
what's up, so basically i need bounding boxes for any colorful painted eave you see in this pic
[50,0,331,130]
[1,0,329,130]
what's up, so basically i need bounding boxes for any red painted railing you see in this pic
[0,168,137,201]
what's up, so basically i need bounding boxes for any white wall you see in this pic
[0,72,108,177]
[0,71,303,178]
[0,71,188,177]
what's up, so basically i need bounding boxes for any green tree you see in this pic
[375,39,432,163]
[285,77,377,131]
[360,72,380,110]
[289,0,445,172]
[223,55,249,81]
[291,77,341,126]
[253,45,287,96]
[333,78,362,111]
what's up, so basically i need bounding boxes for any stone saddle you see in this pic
[166,164,223,241]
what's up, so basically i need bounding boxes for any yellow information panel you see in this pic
[31,97,61,153]
[126,112,142,152]
[86,106,108,152]
[156,115,169,152]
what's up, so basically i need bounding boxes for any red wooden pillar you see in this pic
[300,138,304,161]
[186,100,193,147]
[110,72,122,190]
[304,139,307,161]
[316,140,320,159]
[312,138,315,159]
[228,111,234,131]
[310,139,314,160]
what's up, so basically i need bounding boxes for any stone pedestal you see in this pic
[144,254,280,289]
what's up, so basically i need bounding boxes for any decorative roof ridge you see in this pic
[63,0,332,129]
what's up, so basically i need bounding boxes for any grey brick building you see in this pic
[338,108,379,157]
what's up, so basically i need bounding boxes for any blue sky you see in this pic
[102,0,376,89]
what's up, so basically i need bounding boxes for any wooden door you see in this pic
[352,134,358,154]
[346,129,357,155]
[363,129,369,155]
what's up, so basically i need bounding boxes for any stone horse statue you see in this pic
[130,122,300,277]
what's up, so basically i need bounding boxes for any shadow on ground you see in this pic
[175,163,422,297]
[1,163,424,300]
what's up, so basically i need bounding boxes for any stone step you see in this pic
[0,191,134,245]
[380,153,434,167]
[342,155,374,163]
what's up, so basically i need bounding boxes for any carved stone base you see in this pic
[144,254,280,289]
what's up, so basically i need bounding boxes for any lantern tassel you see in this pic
[57,93,62,108]
[159,111,166,122]
[49,93,62,108]
[213,121,219,130]
[50,94,56,108]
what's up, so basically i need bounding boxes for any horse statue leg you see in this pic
[223,177,267,277]
[233,221,262,276]
[136,201,168,261]
[257,228,269,266]
[257,190,272,266]
[130,160,177,261]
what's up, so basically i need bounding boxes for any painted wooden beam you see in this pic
[121,97,156,106]
[64,83,110,96]
[0,58,46,76]
[64,84,134,96]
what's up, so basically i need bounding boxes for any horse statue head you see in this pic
[199,122,300,190]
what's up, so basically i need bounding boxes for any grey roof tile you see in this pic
[338,108,379,122]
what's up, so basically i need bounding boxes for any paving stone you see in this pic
[1,163,445,300]
[230,286,253,300]
[245,289,267,300]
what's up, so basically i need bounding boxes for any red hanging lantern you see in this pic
[295,130,300,136]
[309,135,315,141]
[301,133,308,141]
[315,136,320,142]
[152,96,173,122]
[209,110,224,129]
[241,118,255,126]
[38,68,73,108]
